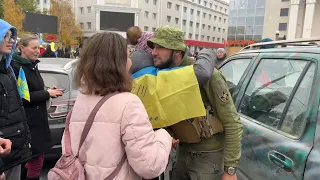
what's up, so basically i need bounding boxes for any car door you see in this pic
[234,53,318,180]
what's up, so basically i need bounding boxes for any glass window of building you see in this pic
[279,23,288,31]
[280,8,289,16]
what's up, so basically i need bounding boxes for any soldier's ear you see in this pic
[173,50,183,56]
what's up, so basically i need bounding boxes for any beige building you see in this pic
[40,0,229,43]
[264,0,320,40]
[139,0,229,43]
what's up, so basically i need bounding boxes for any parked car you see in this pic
[218,44,320,180]
[38,58,79,158]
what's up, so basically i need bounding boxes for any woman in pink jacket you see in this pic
[65,32,173,179]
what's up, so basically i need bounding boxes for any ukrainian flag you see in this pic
[17,67,30,102]
[132,65,206,129]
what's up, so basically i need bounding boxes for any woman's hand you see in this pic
[0,138,11,156]
[0,172,5,180]
[47,88,63,98]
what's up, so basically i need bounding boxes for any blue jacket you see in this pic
[0,19,17,69]
[0,19,31,172]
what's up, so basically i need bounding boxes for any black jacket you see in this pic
[0,59,31,171]
[11,54,53,154]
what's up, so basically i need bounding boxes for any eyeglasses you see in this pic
[3,35,15,43]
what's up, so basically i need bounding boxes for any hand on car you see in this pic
[222,172,237,180]
[0,138,12,155]
[48,87,64,98]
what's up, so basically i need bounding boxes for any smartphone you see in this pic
[56,88,66,92]
[55,85,66,92]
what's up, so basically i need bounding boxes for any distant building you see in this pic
[228,0,320,42]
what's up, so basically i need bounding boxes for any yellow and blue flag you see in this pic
[132,65,206,129]
[17,67,30,102]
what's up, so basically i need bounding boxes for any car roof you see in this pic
[235,47,320,56]
[38,58,78,74]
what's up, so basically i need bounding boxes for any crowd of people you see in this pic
[0,17,242,180]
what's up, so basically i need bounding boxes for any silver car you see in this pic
[38,58,79,158]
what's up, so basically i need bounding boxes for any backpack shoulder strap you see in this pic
[64,109,73,155]
[104,154,127,180]
[76,92,119,155]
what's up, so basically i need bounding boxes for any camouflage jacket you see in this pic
[181,56,243,168]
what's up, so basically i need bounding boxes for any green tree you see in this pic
[15,0,37,12]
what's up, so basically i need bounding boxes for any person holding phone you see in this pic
[11,34,63,180]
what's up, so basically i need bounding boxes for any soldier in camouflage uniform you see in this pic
[147,26,243,180]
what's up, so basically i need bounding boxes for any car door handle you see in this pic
[268,150,294,172]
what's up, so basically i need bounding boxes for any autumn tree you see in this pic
[15,0,37,12]
[2,0,25,34]
[0,0,3,19]
[49,0,82,46]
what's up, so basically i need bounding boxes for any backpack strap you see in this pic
[64,92,119,156]
[104,154,127,180]
[64,109,73,155]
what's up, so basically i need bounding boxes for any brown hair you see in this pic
[74,32,132,95]
[19,34,38,49]
[127,26,142,45]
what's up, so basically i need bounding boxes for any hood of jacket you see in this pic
[0,19,18,69]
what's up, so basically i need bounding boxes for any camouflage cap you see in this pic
[147,26,187,51]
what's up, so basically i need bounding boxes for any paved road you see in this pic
[40,150,176,180]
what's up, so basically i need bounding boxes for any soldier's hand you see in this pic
[222,172,237,180]
[172,138,179,149]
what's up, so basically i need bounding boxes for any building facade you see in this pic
[77,0,229,43]
[36,0,51,12]
[228,0,266,41]
[138,0,229,43]
[36,0,228,46]
[264,0,320,40]
[228,0,320,42]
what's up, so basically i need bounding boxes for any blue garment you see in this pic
[260,38,275,49]
[0,19,18,70]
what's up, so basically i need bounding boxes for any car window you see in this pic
[281,63,315,137]
[239,59,308,130]
[219,58,251,96]
[41,73,70,92]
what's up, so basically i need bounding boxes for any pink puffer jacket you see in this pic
[61,92,172,180]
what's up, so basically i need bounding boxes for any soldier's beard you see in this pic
[154,51,175,69]
[155,58,174,69]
